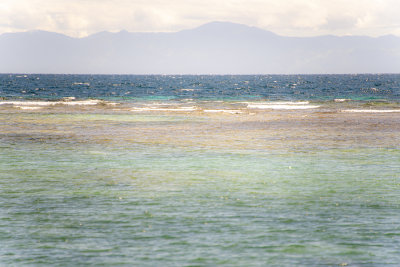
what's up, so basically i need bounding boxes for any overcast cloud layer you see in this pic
[1,0,399,37]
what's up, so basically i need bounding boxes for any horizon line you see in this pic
[2,72,400,76]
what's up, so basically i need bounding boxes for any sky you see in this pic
[1,0,399,38]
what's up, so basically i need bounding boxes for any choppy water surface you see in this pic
[1,73,400,101]
[1,74,400,266]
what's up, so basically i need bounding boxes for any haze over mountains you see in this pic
[1,21,399,74]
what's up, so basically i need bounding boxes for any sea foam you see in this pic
[246,101,320,110]
[131,106,197,112]
[0,100,117,106]
[15,106,43,110]
[204,109,243,114]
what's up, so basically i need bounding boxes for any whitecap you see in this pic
[61,100,105,106]
[0,99,117,106]
[15,106,43,110]
[204,109,243,114]
[0,101,58,106]
[72,82,90,86]
[334,99,351,102]
[142,103,176,106]
[244,101,310,105]
[63,97,76,101]
[131,106,197,112]
[247,101,319,110]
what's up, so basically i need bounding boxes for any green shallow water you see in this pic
[1,109,400,266]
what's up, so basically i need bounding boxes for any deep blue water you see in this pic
[1,74,400,101]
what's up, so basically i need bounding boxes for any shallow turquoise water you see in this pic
[1,108,400,266]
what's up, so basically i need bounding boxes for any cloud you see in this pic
[0,0,399,37]
[322,15,358,31]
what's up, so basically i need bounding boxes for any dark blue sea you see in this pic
[1,73,400,101]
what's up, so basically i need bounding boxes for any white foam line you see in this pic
[242,101,310,105]
[204,109,243,114]
[0,100,117,106]
[334,99,351,102]
[61,100,103,106]
[15,106,43,110]
[142,103,176,106]
[247,104,320,110]
[0,101,58,106]
[73,82,90,86]
[341,109,400,113]
[131,107,197,112]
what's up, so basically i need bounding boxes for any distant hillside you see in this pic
[1,21,399,74]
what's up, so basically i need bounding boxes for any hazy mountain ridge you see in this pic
[1,21,399,74]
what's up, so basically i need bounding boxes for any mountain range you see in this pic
[1,21,399,74]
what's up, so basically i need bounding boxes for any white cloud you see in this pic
[0,0,399,37]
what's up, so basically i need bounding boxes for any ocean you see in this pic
[1,74,400,266]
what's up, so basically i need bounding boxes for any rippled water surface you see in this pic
[1,74,400,266]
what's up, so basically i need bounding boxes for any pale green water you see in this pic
[1,106,400,266]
